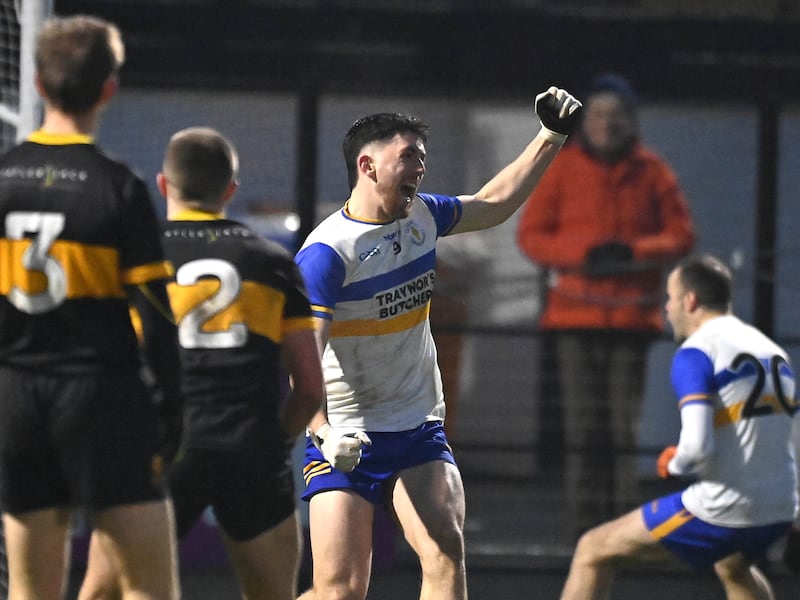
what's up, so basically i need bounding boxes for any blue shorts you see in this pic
[301,420,456,505]
[642,491,792,570]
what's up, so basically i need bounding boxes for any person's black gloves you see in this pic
[584,241,634,277]
[784,526,800,575]
[535,87,582,144]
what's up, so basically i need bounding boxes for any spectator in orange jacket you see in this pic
[517,73,695,539]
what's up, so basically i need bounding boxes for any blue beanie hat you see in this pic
[588,73,638,109]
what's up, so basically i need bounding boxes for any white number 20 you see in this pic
[176,258,247,349]
[5,211,66,314]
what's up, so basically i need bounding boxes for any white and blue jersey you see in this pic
[671,314,798,527]
[295,193,462,432]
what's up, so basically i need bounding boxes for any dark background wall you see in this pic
[55,1,800,102]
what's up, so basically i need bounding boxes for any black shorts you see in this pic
[0,366,164,514]
[169,445,295,542]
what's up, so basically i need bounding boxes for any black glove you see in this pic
[535,87,583,139]
[584,241,634,277]
[784,526,800,575]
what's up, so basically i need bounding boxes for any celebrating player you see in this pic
[559,254,800,600]
[295,86,582,599]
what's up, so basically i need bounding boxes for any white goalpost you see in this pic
[0,0,53,151]
[0,4,52,596]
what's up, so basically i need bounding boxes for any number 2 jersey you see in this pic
[673,314,799,526]
[0,132,171,375]
[295,194,462,432]
[162,210,314,450]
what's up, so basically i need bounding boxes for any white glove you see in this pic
[311,423,372,472]
[535,86,583,145]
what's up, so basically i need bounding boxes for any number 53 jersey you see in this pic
[673,314,799,526]
[0,132,171,375]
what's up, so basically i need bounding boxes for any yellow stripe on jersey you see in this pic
[283,315,315,334]
[53,242,122,297]
[122,261,174,286]
[715,402,743,428]
[648,508,694,540]
[168,278,286,343]
[714,395,784,427]
[1,238,125,298]
[677,393,708,409]
[330,303,429,338]
[311,304,334,317]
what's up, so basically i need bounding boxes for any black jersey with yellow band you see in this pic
[161,210,313,449]
[0,132,172,374]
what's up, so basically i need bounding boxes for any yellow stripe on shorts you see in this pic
[648,508,694,541]
[303,460,332,485]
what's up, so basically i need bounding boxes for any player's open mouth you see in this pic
[400,184,416,200]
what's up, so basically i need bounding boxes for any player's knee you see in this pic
[715,559,774,600]
[314,582,368,600]
[572,526,612,565]
[310,571,369,600]
[713,554,748,582]
[418,521,465,573]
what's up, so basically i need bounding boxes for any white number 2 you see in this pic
[5,211,66,314]
[176,258,247,349]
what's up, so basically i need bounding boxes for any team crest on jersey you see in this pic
[404,221,425,245]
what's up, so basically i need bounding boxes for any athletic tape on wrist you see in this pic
[537,126,568,146]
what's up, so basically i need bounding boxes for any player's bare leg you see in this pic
[90,499,179,600]
[392,460,466,600]
[298,490,374,600]
[714,554,775,600]
[3,508,71,600]
[223,510,302,600]
[560,508,675,600]
[78,531,122,600]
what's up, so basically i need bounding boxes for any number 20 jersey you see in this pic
[673,314,799,526]
[0,132,171,374]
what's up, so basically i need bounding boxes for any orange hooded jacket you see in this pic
[517,140,695,333]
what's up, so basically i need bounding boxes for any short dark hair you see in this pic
[342,113,429,190]
[677,254,732,313]
[35,15,124,114]
[163,127,238,207]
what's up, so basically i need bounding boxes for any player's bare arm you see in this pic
[452,86,582,234]
[304,316,331,435]
[305,316,371,472]
[281,327,325,437]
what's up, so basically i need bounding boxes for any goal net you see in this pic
[0,0,52,152]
